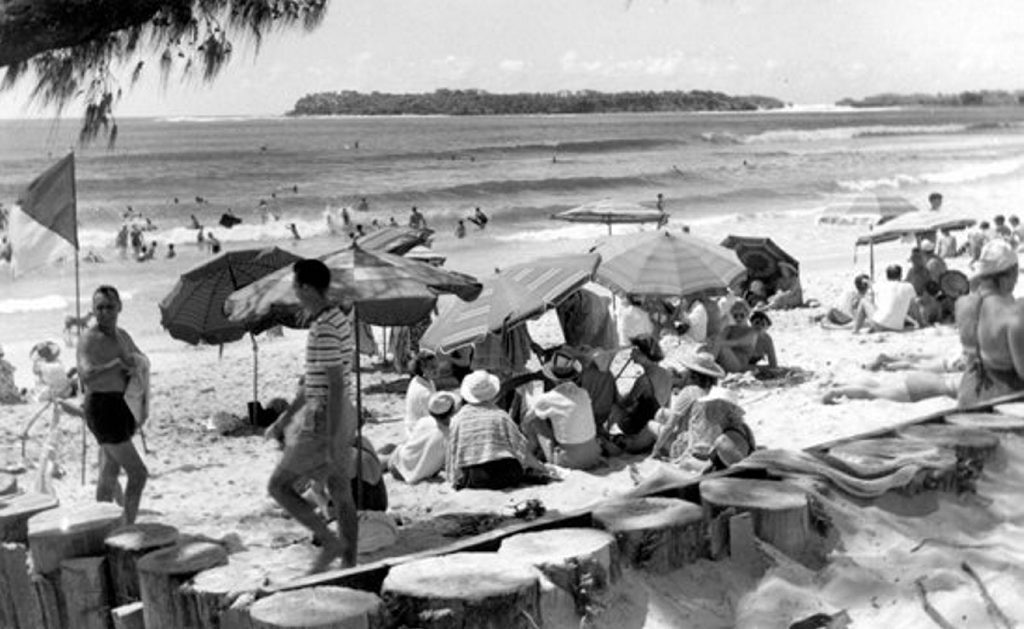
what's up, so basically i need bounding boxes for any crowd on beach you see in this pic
[6,187,1024,575]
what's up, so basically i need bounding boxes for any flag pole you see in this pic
[70,151,87,486]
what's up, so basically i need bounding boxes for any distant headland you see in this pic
[837,90,1024,108]
[287,89,785,116]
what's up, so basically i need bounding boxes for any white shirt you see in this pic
[531,382,597,445]
[404,376,436,437]
[618,301,654,342]
[682,301,709,343]
[872,279,917,330]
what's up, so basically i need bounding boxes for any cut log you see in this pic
[111,601,145,629]
[699,477,809,562]
[33,571,63,629]
[947,412,1024,434]
[179,544,319,629]
[248,586,387,629]
[105,522,180,606]
[824,438,951,477]
[136,541,228,629]
[0,492,59,543]
[27,502,123,575]
[60,556,112,629]
[0,543,45,629]
[0,473,16,496]
[498,527,620,627]
[590,496,705,572]
[381,552,541,629]
[897,424,1001,464]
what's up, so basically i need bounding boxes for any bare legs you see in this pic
[268,465,356,571]
[96,441,147,524]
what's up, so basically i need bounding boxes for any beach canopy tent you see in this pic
[854,212,976,247]
[590,230,746,299]
[355,226,433,255]
[420,252,601,354]
[553,199,667,235]
[818,192,920,225]
[720,235,799,283]
[158,247,303,417]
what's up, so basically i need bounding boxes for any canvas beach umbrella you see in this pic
[720,235,799,283]
[590,230,745,299]
[553,199,668,235]
[818,192,920,226]
[853,211,976,279]
[355,226,434,255]
[420,252,601,354]
[159,247,303,414]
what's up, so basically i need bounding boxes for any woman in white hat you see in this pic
[520,349,601,470]
[386,390,460,484]
[651,350,724,459]
[956,239,1024,406]
[446,370,548,490]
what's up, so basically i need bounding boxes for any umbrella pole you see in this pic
[250,333,259,424]
[354,306,363,508]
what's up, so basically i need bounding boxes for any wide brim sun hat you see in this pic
[459,370,501,405]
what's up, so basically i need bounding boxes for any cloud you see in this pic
[430,55,475,80]
[499,59,525,73]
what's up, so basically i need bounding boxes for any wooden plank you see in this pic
[111,602,144,629]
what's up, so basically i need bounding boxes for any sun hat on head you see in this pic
[459,370,501,405]
[427,391,458,416]
[973,238,1019,279]
[672,349,726,379]
[30,341,60,363]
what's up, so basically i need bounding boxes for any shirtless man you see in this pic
[77,286,148,524]
[955,239,1024,407]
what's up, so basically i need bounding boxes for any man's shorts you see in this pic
[279,398,354,482]
[84,391,137,444]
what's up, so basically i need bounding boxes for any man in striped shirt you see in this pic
[265,259,358,572]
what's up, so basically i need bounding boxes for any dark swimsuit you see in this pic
[957,294,1024,407]
[619,373,663,435]
[83,391,137,444]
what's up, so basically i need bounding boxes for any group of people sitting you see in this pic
[380,338,757,492]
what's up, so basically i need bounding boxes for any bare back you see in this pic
[956,292,1024,378]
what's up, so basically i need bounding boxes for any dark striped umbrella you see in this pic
[721,234,799,281]
[420,252,600,353]
[159,247,302,345]
[591,230,745,298]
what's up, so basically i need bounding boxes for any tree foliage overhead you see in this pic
[0,0,328,145]
[289,89,785,116]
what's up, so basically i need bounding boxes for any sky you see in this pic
[2,0,1024,118]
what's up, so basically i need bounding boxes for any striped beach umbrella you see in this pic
[355,226,433,255]
[420,253,600,353]
[819,193,920,225]
[553,199,667,234]
[855,211,976,246]
[591,230,745,298]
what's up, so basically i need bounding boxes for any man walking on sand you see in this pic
[265,259,358,572]
[77,285,148,524]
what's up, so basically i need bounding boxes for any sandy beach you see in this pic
[4,209,1019,627]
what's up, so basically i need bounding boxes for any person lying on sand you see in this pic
[821,371,961,405]
[446,370,552,490]
[852,264,920,333]
[519,350,602,471]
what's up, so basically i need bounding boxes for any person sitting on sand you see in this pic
[384,391,459,484]
[920,240,947,282]
[446,370,550,490]
[403,352,437,438]
[956,239,1024,407]
[608,335,672,453]
[520,349,602,470]
[0,344,26,404]
[764,263,804,310]
[851,264,919,333]
[744,279,768,309]
[823,274,871,326]
[705,301,777,373]
[651,353,754,473]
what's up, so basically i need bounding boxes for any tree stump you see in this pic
[498,527,620,628]
[381,552,541,629]
[947,412,1024,434]
[1,543,45,629]
[179,545,318,629]
[248,586,388,629]
[699,477,809,562]
[105,522,180,606]
[136,541,228,629]
[591,496,705,572]
[824,437,959,493]
[111,601,145,629]
[0,492,58,543]
[60,556,112,629]
[897,424,1001,464]
[27,502,123,575]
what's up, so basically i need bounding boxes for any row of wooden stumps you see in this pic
[0,411,1016,628]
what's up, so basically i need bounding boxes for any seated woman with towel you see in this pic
[384,391,460,484]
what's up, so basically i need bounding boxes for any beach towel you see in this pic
[124,352,150,427]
